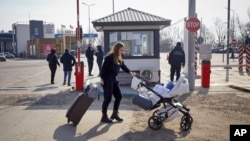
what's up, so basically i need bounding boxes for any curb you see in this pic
[228,85,250,93]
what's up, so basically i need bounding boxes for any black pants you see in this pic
[49,66,57,83]
[97,61,102,76]
[87,60,93,75]
[170,66,181,81]
[102,78,122,113]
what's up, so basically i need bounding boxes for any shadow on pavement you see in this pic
[117,127,179,141]
[53,122,188,141]
[53,123,112,141]
[53,124,86,141]
[33,84,58,92]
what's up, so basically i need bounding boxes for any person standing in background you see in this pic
[46,48,60,84]
[60,49,76,86]
[95,45,104,76]
[168,42,185,82]
[85,44,95,76]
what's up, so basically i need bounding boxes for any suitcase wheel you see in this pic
[67,118,70,123]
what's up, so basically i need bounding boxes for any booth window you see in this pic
[109,31,154,57]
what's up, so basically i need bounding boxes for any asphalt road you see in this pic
[0,52,248,95]
[0,59,49,89]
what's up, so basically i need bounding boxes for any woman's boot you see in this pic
[110,110,123,122]
[100,113,113,123]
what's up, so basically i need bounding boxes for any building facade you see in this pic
[12,20,56,57]
[0,32,12,53]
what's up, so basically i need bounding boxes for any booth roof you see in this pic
[92,7,171,31]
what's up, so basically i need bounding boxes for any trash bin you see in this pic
[75,61,84,91]
[201,60,211,88]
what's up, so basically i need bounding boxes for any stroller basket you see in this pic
[132,94,153,110]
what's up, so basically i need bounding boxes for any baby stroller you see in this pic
[131,74,193,131]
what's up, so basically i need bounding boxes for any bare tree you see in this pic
[160,26,181,52]
[235,7,250,45]
[213,17,226,47]
[200,24,215,45]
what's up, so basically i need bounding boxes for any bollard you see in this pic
[201,60,211,88]
[246,45,250,72]
[238,45,244,72]
[75,61,84,91]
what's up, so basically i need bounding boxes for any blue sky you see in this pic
[0,0,249,33]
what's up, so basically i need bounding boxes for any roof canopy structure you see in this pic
[92,7,171,31]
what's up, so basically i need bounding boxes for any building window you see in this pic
[109,31,154,57]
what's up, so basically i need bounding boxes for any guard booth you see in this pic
[92,7,171,85]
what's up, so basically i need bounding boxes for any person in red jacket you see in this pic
[100,42,135,123]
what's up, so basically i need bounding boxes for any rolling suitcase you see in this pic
[66,83,100,126]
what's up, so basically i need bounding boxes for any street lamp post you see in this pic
[113,0,115,14]
[82,2,95,44]
[226,0,231,82]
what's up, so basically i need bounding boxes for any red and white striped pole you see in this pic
[194,32,198,75]
[238,45,244,72]
[76,0,81,66]
[75,0,84,91]
[246,45,250,72]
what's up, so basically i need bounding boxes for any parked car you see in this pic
[70,50,77,58]
[4,52,15,58]
[222,47,239,53]
[0,53,6,62]
[212,47,224,53]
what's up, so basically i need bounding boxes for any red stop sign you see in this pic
[231,39,237,45]
[186,17,200,32]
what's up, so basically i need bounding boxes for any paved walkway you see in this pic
[0,53,249,141]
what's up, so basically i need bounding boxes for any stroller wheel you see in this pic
[152,110,160,116]
[180,115,193,131]
[148,116,162,130]
[181,115,193,124]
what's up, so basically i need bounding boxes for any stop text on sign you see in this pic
[186,22,200,28]
[186,17,200,32]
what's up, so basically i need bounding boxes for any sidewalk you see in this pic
[0,53,249,141]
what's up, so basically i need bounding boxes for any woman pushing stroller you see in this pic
[100,42,135,123]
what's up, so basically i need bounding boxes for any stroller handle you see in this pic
[134,74,152,84]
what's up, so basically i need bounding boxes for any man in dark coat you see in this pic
[168,42,185,82]
[60,49,76,86]
[85,44,95,76]
[46,48,60,84]
[95,45,104,76]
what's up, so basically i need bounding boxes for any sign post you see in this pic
[75,0,84,91]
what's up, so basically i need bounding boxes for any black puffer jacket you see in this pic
[100,54,130,80]
[60,51,76,71]
[95,47,103,64]
[46,49,60,68]
[85,47,94,61]
[169,45,185,67]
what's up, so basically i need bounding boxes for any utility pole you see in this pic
[113,0,115,14]
[188,0,196,91]
[226,0,231,82]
